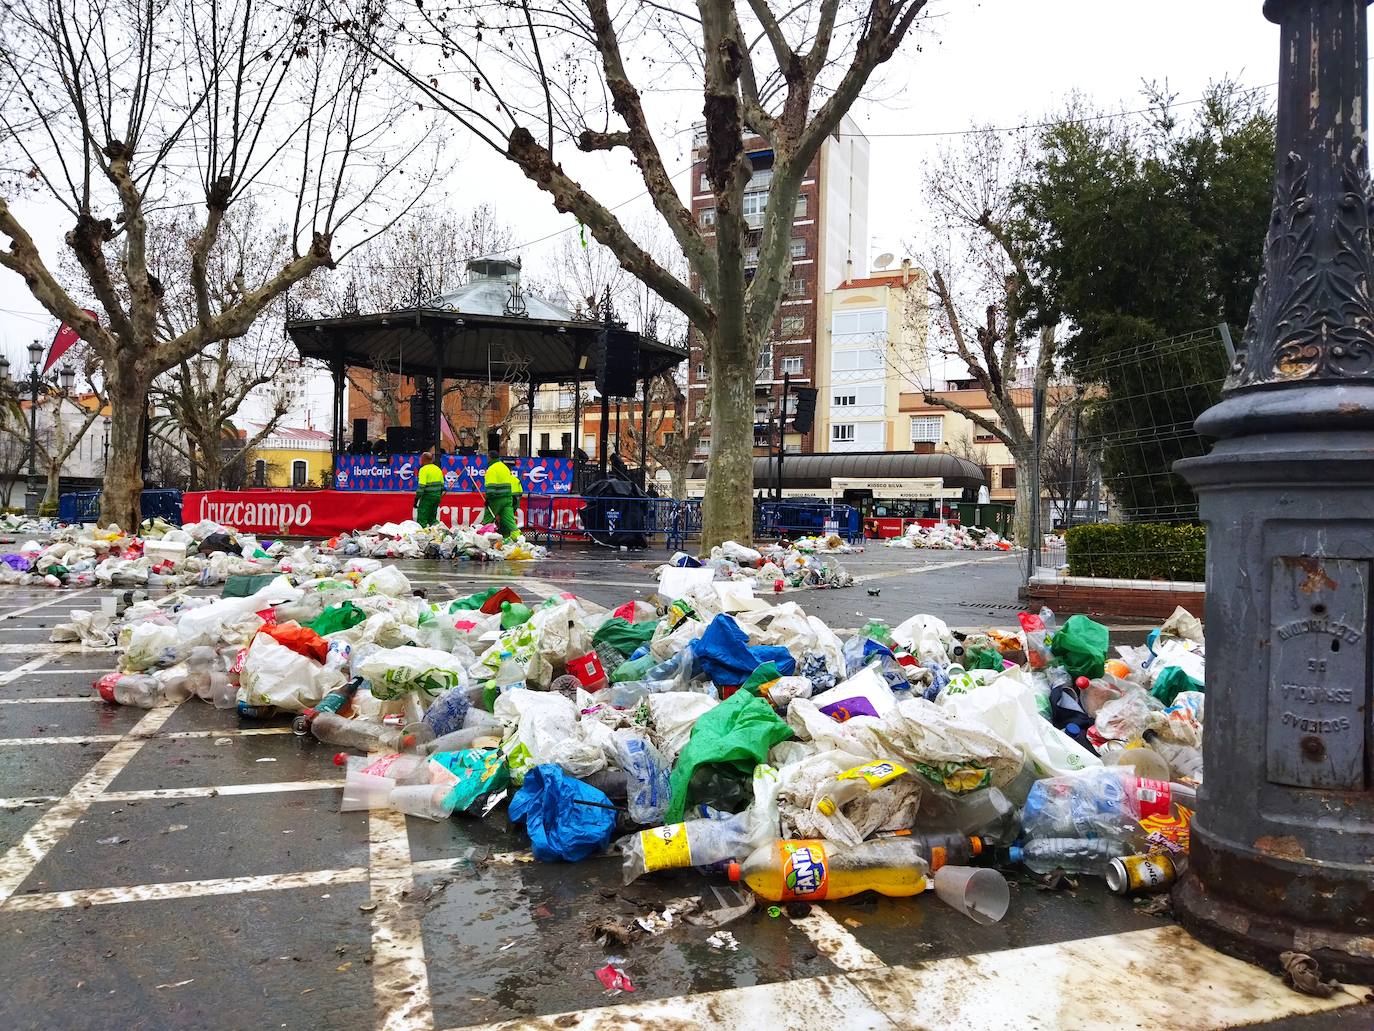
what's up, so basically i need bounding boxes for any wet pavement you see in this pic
[0,547,1370,1030]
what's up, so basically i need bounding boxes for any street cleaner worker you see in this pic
[481,439,523,539]
[415,452,445,528]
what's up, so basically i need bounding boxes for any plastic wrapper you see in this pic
[239,634,344,713]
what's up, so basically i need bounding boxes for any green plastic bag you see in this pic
[611,653,656,684]
[221,573,279,598]
[449,587,500,613]
[306,601,367,636]
[665,690,793,822]
[432,749,510,814]
[1051,614,1110,679]
[499,600,534,629]
[741,661,783,696]
[1151,665,1204,706]
[592,617,659,655]
[964,646,1004,671]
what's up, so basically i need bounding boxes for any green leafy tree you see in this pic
[1015,82,1275,519]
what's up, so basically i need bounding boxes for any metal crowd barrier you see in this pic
[57,489,183,526]
[523,495,702,551]
[754,501,861,542]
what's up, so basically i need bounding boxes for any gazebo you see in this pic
[285,257,687,480]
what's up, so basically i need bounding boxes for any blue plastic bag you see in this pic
[694,614,796,687]
[509,764,617,862]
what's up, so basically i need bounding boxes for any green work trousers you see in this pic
[415,487,443,528]
[481,487,520,538]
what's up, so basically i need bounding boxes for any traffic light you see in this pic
[791,388,818,433]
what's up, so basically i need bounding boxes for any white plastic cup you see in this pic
[388,783,454,822]
[933,866,1010,925]
[340,771,396,812]
[101,595,118,617]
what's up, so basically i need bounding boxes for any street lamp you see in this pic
[102,415,110,472]
[1172,0,1374,983]
[24,340,43,516]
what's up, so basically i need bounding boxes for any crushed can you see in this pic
[1105,853,1180,895]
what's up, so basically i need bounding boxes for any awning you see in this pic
[689,451,987,490]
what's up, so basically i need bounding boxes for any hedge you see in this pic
[1064,522,1206,582]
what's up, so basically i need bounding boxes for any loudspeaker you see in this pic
[486,431,502,455]
[595,328,640,397]
[352,418,368,447]
[409,391,434,435]
[791,388,818,433]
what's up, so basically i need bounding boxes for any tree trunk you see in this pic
[101,370,147,530]
[43,460,60,507]
[1012,446,1037,547]
[701,321,755,549]
[668,455,687,501]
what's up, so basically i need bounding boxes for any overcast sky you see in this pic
[0,1,1300,381]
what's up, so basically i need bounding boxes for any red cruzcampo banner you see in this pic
[182,490,585,537]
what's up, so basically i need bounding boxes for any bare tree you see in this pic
[903,130,1070,544]
[621,374,707,498]
[0,0,433,528]
[0,431,27,509]
[343,0,930,546]
[0,352,106,506]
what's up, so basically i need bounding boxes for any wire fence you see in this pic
[1031,326,1230,584]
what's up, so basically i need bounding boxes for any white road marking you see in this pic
[160,726,295,739]
[368,806,435,1031]
[2,866,371,912]
[0,703,180,905]
[849,555,1009,585]
[788,906,886,971]
[844,923,1371,1031]
[0,642,97,654]
[0,696,104,704]
[0,734,124,746]
[0,588,94,621]
[0,656,56,686]
[0,796,59,810]
[100,780,340,801]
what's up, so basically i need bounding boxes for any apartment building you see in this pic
[818,262,928,453]
[687,115,870,458]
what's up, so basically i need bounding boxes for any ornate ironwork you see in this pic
[1231,147,1374,386]
[504,281,529,317]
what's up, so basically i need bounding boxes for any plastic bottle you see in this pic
[417,725,504,755]
[310,711,407,752]
[95,672,162,708]
[922,786,1019,846]
[389,782,456,821]
[613,730,671,824]
[293,677,365,736]
[876,832,984,872]
[236,700,278,719]
[1009,837,1132,876]
[333,751,431,784]
[1020,768,1197,845]
[815,760,908,816]
[620,811,759,884]
[730,839,931,901]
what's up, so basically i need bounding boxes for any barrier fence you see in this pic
[59,489,184,527]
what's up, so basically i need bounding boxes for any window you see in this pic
[561,433,572,454]
[790,237,806,259]
[780,315,805,337]
[539,433,550,453]
[832,309,887,339]
[699,207,715,226]
[662,432,674,446]
[742,192,767,225]
[744,246,759,266]
[832,424,855,443]
[781,356,803,375]
[831,348,884,372]
[253,459,266,487]
[795,194,808,217]
[699,172,710,192]
[695,362,708,378]
[786,277,806,297]
[291,460,308,487]
[756,347,773,376]
[910,416,943,444]
[833,392,856,407]
[1000,467,1017,489]
[518,433,529,455]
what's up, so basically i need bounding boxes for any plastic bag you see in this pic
[777,750,922,847]
[306,602,367,637]
[809,667,896,723]
[509,764,617,862]
[361,565,412,597]
[694,613,796,688]
[430,748,510,814]
[496,688,607,785]
[613,729,672,824]
[665,689,794,822]
[239,634,344,712]
[645,692,719,760]
[1051,614,1110,679]
[256,621,328,664]
[123,622,182,672]
[356,646,468,701]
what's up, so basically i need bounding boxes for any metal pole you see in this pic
[25,366,39,516]
[638,377,650,489]
[1171,0,1374,982]
[777,372,790,502]
[1025,382,1044,583]
[526,381,536,457]
[1065,398,1081,530]
[598,389,610,479]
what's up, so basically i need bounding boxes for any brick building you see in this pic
[687,115,870,459]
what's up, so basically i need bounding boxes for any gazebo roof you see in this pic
[286,258,686,383]
[690,451,988,490]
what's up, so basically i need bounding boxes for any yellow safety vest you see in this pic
[484,460,523,495]
[418,463,444,487]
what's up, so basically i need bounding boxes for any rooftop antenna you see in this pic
[873,252,895,270]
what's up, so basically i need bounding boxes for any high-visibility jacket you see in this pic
[484,460,523,496]
[417,463,445,488]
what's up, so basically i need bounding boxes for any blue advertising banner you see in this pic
[333,453,576,494]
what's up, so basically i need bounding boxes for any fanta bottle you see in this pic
[729,839,930,901]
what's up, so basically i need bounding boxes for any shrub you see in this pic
[1065,522,1206,582]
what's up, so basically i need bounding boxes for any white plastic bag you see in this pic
[239,635,343,712]
[361,565,412,597]
[809,667,897,724]
[646,692,718,760]
[356,645,468,700]
[175,575,301,644]
[495,688,606,785]
[777,749,922,847]
[123,622,182,671]
[891,613,954,663]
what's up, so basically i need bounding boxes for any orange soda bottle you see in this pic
[728,838,931,902]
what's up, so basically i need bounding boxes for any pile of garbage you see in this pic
[1,517,544,590]
[0,512,53,534]
[784,534,861,555]
[81,539,1206,921]
[321,520,543,562]
[885,522,1014,551]
[658,541,853,593]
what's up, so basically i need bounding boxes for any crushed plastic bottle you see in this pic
[613,730,671,824]
[620,811,759,884]
[310,711,408,752]
[815,760,908,816]
[1008,837,1132,876]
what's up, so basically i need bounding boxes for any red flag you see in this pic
[44,310,98,373]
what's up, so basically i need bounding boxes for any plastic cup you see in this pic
[933,866,1010,925]
[1110,747,1170,782]
[340,771,396,812]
